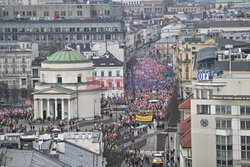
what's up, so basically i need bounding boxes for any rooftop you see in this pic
[216,37,249,48]
[180,116,191,148]
[196,47,217,62]
[179,95,193,109]
[3,149,68,167]
[216,0,250,3]
[195,20,250,28]
[92,52,123,67]
[155,36,177,44]
[43,50,90,64]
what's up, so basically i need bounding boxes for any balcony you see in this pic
[178,58,191,63]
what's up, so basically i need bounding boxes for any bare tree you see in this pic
[166,91,180,127]
[9,86,20,106]
[0,81,9,104]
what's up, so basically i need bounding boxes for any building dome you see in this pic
[43,50,90,64]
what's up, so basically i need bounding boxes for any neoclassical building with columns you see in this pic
[33,50,100,120]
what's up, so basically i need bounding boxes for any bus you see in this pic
[152,153,163,167]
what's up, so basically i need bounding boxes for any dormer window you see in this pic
[101,63,105,66]
[110,63,114,65]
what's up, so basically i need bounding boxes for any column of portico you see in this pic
[55,99,58,120]
[40,99,43,119]
[34,99,38,120]
[47,99,50,119]
[61,99,64,120]
[68,99,71,120]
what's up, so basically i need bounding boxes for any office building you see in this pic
[191,73,250,167]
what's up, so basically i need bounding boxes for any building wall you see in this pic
[177,41,217,98]
[191,76,250,167]
[78,91,101,118]
[94,66,124,97]
[0,42,38,93]
[0,3,122,20]
[168,5,201,13]
[179,145,192,167]
[140,0,165,17]
[0,20,125,45]
[40,63,93,84]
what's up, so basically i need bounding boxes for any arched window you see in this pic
[41,74,45,82]
[77,74,82,83]
[57,74,62,83]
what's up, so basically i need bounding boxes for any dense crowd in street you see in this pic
[0,52,176,166]
[101,53,175,166]
[0,107,34,133]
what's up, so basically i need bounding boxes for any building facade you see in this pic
[168,4,201,13]
[0,41,38,89]
[0,3,122,20]
[33,50,100,120]
[92,52,124,98]
[0,19,125,45]
[191,73,250,167]
[177,38,217,98]
[140,0,165,18]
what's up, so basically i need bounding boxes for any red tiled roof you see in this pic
[179,95,193,109]
[180,116,191,148]
[180,116,191,134]
[180,129,191,148]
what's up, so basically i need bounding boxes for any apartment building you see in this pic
[92,52,124,98]
[0,3,122,20]
[0,19,125,45]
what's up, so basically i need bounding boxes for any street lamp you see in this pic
[93,99,96,128]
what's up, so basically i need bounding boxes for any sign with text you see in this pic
[135,115,153,122]
[197,68,221,80]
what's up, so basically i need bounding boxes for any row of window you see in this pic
[0,27,119,33]
[0,34,119,41]
[2,68,27,74]
[216,105,231,115]
[197,105,250,115]
[56,75,122,88]
[216,119,231,129]
[2,78,26,86]
[93,71,121,77]
[170,7,199,12]
[215,119,250,130]
[8,9,110,17]
[3,57,26,63]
